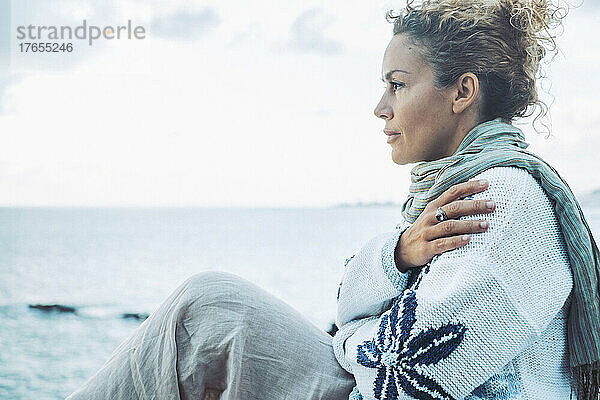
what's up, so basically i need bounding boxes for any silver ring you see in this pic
[435,207,448,223]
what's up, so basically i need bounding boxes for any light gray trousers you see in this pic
[67,271,356,400]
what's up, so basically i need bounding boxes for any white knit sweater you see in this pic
[333,166,575,400]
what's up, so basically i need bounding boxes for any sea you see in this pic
[1,206,599,399]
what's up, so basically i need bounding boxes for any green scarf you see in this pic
[401,118,600,399]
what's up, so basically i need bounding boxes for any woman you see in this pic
[335,1,599,399]
[68,1,600,399]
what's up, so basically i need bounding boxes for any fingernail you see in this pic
[479,179,487,186]
[480,221,488,228]
[486,201,495,209]
[462,235,470,241]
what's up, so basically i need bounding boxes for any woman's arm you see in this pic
[336,178,496,329]
[334,224,413,373]
[333,179,495,374]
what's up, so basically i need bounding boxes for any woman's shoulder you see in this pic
[460,165,568,261]
[468,166,551,214]
[465,166,570,270]
[472,165,542,193]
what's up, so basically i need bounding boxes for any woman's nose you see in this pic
[374,96,392,120]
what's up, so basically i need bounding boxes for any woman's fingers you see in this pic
[424,219,489,241]
[431,199,496,224]
[398,178,497,270]
[429,179,489,210]
[429,234,471,255]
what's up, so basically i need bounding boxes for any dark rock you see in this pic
[29,304,77,313]
[326,322,338,336]
[122,312,149,321]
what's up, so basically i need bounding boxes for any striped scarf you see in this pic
[401,118,600,399]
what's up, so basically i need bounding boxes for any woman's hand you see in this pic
[395,179,496,273]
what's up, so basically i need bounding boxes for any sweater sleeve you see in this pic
[343,166,573,400]
[332,218,413,373]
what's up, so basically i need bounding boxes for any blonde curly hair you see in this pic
[386,0,568,126]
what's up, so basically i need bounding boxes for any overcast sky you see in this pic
[1,0,599,207]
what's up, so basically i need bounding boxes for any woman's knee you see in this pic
[182,270,239,290]
[178,271,253,311]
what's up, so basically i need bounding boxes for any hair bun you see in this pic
[499,0,567,40]
[494,0,568,84]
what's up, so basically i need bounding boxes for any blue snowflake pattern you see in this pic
[356,264,467,400]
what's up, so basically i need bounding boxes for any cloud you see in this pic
[285,8,344,55]
[150,7,221,40]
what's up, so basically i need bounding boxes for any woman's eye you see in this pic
[381,82,405,92]
[391,82,405,92]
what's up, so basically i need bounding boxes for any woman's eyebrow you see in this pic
[381,69,411,82]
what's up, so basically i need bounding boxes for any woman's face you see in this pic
[374,34,459,165]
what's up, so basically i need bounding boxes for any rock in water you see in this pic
[121,312,149,321]
[326,322,338,336]
[29,304,77,313]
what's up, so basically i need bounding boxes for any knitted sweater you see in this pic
[333,166,575,400]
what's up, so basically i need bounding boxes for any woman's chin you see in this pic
[391,150,409,165]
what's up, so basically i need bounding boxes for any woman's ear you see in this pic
[452,73,480,115]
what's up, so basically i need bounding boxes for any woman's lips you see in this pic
[385,130,401,143]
